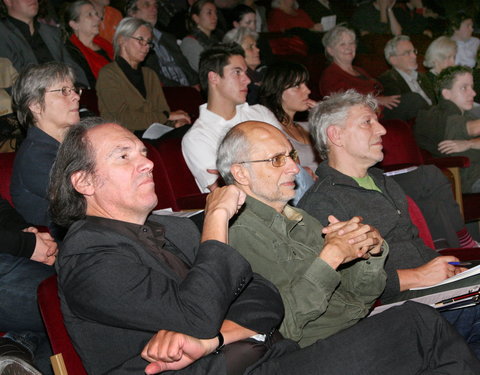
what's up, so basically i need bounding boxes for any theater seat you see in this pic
[37,276,87,375]
[0,152,15,205]
[163,86,203,123]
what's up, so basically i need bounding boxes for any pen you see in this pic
[449,262,471,266]
[437,298,479,312]
[435,291,480,306]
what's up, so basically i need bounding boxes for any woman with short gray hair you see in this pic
[11,62,81,226]
[96,17,191,133]
[319,25,400,113]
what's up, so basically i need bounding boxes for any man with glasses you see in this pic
[219,120,389,346]
[379,35,436,120]
[126,0,200,87]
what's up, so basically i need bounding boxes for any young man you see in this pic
[50,117,480,374]
[415,65,480,193]
[297,90,480,356]
[181,43,278,193]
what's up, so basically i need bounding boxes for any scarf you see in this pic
[69,34,114,79]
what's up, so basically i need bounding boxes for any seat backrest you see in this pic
[79,88,100,116]
[0,152,15,205]
[406,195,435,249]
[143,141,180,211]
[155,136,207,210]
[379,119,425,168]
[163,86,203,123]
[37,275,87,375]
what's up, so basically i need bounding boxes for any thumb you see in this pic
[145,362,166,374]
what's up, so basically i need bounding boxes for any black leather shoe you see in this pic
[0,337,42,375]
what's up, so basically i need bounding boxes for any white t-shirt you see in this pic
[182,103,280,192]
[455,37,480,68]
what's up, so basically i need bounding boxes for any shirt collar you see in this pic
[198,102,249,124]
[394,67,418,82]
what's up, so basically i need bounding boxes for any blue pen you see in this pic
[448,261,480,267]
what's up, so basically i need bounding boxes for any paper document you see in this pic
[321,15,336,31]
[411,264,480,290]
[152,208,203,218]
[370,284,480,316]
[142,123,173,140]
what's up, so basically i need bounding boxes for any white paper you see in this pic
[321,15,336,32]
[142,123,173,140]
[152,209,203,218]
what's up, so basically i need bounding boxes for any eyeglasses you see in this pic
[46,87,83,96]
[395,48,418,57]
[129,36,154,48]
[238,150,299,168]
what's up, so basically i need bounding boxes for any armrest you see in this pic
[423,156,471,169]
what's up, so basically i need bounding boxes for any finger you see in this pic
[145,361,166,374]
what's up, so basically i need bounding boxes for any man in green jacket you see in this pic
[217,120,387,347]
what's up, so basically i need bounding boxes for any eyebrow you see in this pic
[107,145,131,158]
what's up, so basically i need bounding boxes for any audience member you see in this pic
[319,25,401,115]
[0,57,17,117]
[230,4,256,30]
[0,195,57,374]
[423,36,457,101]
[63,0,114,89]
[415,66,480,193]
[221,121,388,346]
[182,43,277,192]
[393,0,438,37]
[49,117,480,375]
[351,0,402,36]
[241,0,267,32]
[223,27,263,104]
[378,35,435,120]
[298,0,346,26]
[10,62,80,228]
[89,0,123,43]
[449,11,479,68]
[267,0,322,56]
[96,17,191,134]
[259,62,319,175]
[0,0,88,87]
[126,0,200,87]
[298,90,480,356]
[180,0,222,72]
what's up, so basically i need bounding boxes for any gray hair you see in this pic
[309,89,378,159]
[113,17,153,57]
[424,36,457,69]
[223,26,258,46]
[384,35,411,63]
[12,62,75,127]
[49,117,109,228]
[217,123,252,185]
[322,25,356,60]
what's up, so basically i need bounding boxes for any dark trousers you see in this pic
[250,302,480,375]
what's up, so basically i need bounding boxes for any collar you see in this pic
[198,102,249,123]
[437,98,463,115]
[27,126,61,146]
[7,15,37,36]
[315,161,385,188]
[242,195,304,228]
[153,28,162,42]
[394,67,418,82]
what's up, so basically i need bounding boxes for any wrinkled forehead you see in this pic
[246,125,291,156]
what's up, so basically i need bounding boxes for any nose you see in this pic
[375,120,386,136]
[242,72,251,85]
[139,153,154,173]
[71,90,80,102]
[285,156,300,175]
[302,83,311,95]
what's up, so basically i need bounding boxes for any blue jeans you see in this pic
[442,305,480,359]
[0,253,56,373]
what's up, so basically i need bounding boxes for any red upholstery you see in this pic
[0,152,15,205]
[79,88,100,116]
[37,275,87,375]
[354,53,390,78]
[163,86,203,123]
[406,195,435,249]
[143,141,179,210]
[155,137,207,210]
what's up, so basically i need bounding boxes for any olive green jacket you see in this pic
[229,196,388,347]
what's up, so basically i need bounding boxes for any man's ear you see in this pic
[208,71,220,86]
[230,164,250,186]
[326,125,343,148]
[68,19,78,32]
[441,88,451,101]
[71,171,95,196]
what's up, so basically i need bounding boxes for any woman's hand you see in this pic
[377,95,400,109]
[169,110,191,128]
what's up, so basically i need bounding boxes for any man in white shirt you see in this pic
[182,43,278,192]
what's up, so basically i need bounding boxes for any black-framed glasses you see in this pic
[395,48,418,57]
[129,36,154,48]
[46,87,82,97]
[238,149,299,168]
